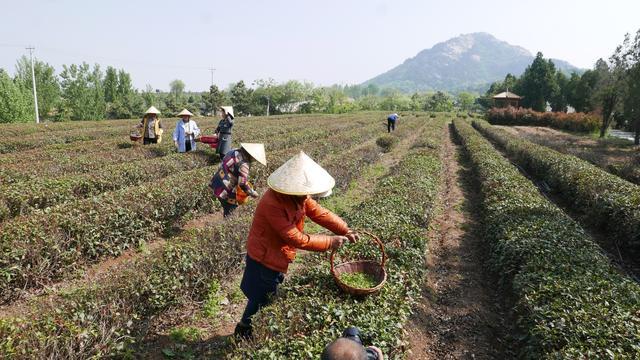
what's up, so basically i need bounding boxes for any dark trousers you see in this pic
[387,119,396,133]
[143,137,158,145]
[239,256,284,325]
[218,198,238,218]
[185,141,192,152]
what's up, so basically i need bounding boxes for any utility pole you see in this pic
[267,96,270,116]
[26,46,39,123]
[208,67,216,116]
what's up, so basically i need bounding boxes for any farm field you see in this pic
[495,125,640,184]
[0,113,638,359]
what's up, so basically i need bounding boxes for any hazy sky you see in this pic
[1,0,639,91]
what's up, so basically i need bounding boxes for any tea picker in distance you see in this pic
[137,106,164,144]
[173,109,200,152]
[215,106,234,160]
[209,143,267,217]
[233,151,360,338]
[387,113,399,133]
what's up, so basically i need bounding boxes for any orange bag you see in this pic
[235,182,253,205]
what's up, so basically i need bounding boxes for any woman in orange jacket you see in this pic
[234,151,359,338]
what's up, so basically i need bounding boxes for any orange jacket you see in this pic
[246,189,350,273]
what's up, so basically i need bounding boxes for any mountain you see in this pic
[362,32,583,93]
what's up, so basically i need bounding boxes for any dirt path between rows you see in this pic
[406,123,513,360]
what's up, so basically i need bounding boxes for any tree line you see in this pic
[482,28,640,142]
[0,56,482,123]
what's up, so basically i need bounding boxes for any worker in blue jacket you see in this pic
[387,113,399,133]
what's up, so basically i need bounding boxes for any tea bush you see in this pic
[473,120,640,251]
[233,120,445,359]
[453,119,640,359]
[0,113,415,358]
[375,135,399,152]
[0,151,215,221]
[487,107,600,133]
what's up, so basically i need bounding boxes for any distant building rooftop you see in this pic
[493,91,522,99]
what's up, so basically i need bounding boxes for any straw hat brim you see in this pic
[241,143,267,166]
[220,106,234,119]
[145,106,161,115]
[267,151,335,195]
[177,109,194,117]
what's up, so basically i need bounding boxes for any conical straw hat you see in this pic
[177,109,194,117]
[241,143,267,166]
[145,106,161,115]
[220,106,234,118]
[267,151,335,195]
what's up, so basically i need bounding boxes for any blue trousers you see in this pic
[240,256,284,325]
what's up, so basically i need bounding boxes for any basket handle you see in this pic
[330,230,387,275]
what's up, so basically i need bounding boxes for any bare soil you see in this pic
[406,124,513,360]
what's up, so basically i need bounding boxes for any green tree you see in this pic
[117,70,134,99]
[103,66,118,103]
[614,29,640,144]
[230,80,253,116]
[549,72,569,112]
[169,79,185,104]
[566,70,599,112]
[517,52,559,111]
[379,90,411,111]
[592,58,622,137]
[15,56,60,120]
[59,63,106,120]
[202,85,229,115]
[424,91,454,112]
[141,84,157,108]
[0,69,33,122]
[456,92,476,111]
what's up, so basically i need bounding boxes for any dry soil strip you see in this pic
[406,123,513,360]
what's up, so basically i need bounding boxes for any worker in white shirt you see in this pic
[173,109,201,152]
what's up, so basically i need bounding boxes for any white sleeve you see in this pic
[192,122,201,137]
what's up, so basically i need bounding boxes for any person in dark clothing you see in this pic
[216,106,235,160]
[387,113,399,133]
[322,327,384,360]
[209,143,266,217]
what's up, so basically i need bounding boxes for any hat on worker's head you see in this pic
[241,143,267,166]
[220,106,234,119]
[145,106,161,115]
[267,151,335,196]
[177,109,194,117]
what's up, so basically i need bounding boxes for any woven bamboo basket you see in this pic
[330,230,387,296]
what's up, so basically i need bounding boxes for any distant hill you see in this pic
[363,32,583,93]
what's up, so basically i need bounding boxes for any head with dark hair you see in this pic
[321,338,368,360]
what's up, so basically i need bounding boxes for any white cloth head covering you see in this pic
[240,143,267,166]
[177,109,194,117]
[220,106,234,119]
[145,106,161,115]
[267,151,335,195]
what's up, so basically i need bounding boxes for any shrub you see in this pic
[233,121,445,359]
[453,119,640,358]
[473,120,640,251]
[486,107,600,133]
[0,113,411,358]
[375,135,399,152]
